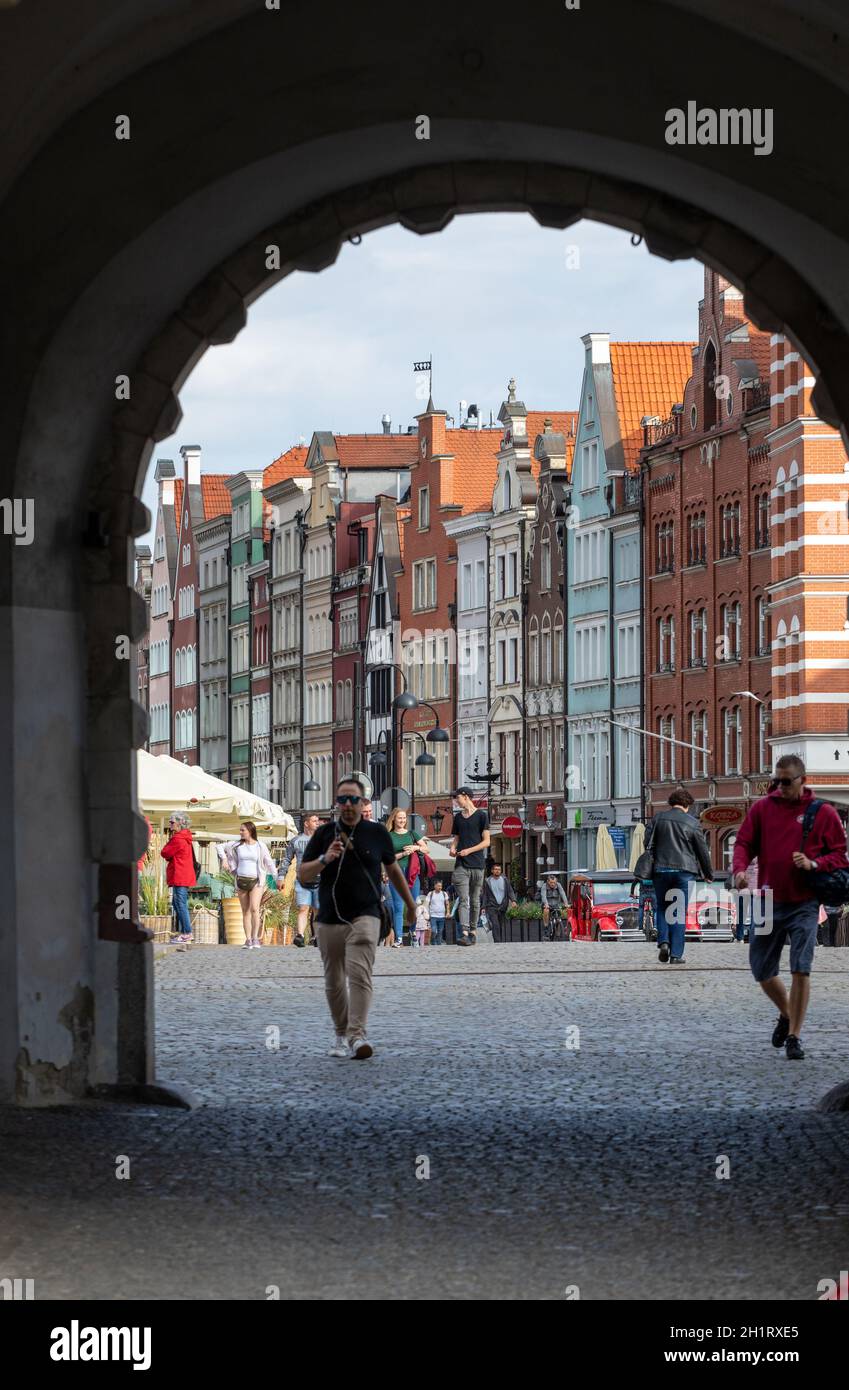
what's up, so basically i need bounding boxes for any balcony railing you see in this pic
[687,656,708,669]
[643,412,682,448]
[742,381,770,412]
[719,542,741,559]
[753,530,771,550]
[655,560,674,575]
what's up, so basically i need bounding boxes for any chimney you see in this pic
[381,413,391,435]
[154,457,176,506]
[180,443,201,486]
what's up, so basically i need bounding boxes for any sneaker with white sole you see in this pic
[328,1036,349,1058]
[349,1037,374,1060]
[242,939,252,949]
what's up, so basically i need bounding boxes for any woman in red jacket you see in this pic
[160,811,197,945]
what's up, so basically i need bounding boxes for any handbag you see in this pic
[633,849,654,880]
[800,799,849,906]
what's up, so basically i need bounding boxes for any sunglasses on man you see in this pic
[336,794,361,805]
[776,775,802,787]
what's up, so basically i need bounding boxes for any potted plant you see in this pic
[139,873,172,943]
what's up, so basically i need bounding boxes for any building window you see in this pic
[503,472,512,510]
[413,559,436,610]
[723,706,742,775]
[719,501,741,558]
[690,710,708,778]
[574,621,607,682]
[475,558,486,607]
[541,616,552,685]
[755,595,770,656]
[554,616,564,682]
[657,615,675,672]
[581,439,599,491]
[529,621,539,686]
[758,704,771,772]
[461,563,473,611]
[418,486,430,529]
[720,601,742,660]
[496,554,506,600]
[616,620,639,679]
[688,608,707,667]
[655,521,674,574]
[540,527,551,590]
[686,511,706,566]
[658,715,676,781]
[754,491,771,550]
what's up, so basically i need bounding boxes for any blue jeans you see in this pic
[430,916,446,945]
[651,870,694,959]
[387,876,419,939]
[172,884,192,935]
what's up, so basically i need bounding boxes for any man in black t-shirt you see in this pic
[300,777,416,1058]
[449,787,491,946]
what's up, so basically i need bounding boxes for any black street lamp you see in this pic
[431,806,450,834]
[281,758,321,812]
[364,660,420,788]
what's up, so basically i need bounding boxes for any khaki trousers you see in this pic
[316,915,380,1040]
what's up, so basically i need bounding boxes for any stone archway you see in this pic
[5,1,849,1105]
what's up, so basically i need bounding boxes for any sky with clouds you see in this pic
[143,214,707,543]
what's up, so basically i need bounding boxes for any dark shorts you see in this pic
[748,899,819,982]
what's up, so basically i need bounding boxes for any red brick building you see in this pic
[397,399,502,834]
[766,333,849,825]
[641,269,773,866]
[332,501,375,788]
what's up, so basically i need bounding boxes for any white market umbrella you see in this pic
[417,837,455,872]
[595,824,619,871]
[629,822,646,872]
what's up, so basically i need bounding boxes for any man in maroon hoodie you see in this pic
[733,754,848,1059]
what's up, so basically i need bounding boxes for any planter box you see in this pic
[222,898,246,945]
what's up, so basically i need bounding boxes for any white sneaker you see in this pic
[242,939,252,948]
[349,1037,374,1060]
[253,939,262,949]
[329,1036,348,1058]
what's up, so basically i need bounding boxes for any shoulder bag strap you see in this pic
[801,799,823,849]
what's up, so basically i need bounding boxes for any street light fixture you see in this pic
[431,806,449,834]
[281,758,321,795]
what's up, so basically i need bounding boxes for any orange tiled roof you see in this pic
[334,435,420,469]
[174,479,184,520]
[443,428,502,512]
[201,474,232,519]
[264,444,309,487]
[610,342,695,469]
[526,411,579,478]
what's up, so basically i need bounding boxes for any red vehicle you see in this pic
[566,871,645,941]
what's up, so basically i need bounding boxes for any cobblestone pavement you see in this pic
[2,942,848,1300]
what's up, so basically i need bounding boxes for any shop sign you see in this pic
[700,804,746,828]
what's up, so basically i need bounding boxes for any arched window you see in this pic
[503,471,512,510]
[336,681,343,718]
[541,615,552,685]
[528,617,539,686]
[345,679,353,720]
[703,339,717,430]
[554,615,564,682]
[540,526,551,590]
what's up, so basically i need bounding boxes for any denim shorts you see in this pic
[748,898,819,981]
[294,882,320,910]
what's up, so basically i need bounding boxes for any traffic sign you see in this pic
[502,815,523,839]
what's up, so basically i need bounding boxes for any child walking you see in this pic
[414,895,430,947]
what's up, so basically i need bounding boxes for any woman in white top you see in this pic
[221,821,277,949]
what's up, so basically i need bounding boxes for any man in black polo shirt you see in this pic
[300,777,416,1058]
[449,787,491,946]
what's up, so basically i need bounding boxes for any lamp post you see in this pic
[403,731,436,826]
[364,660,418,790]
[398,701,449,827]
[280,758,321,816]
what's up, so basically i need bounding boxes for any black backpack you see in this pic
[800,800,849,907]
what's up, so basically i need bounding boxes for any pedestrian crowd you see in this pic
[158,755,849,1064]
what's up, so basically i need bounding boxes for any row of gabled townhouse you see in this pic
[136,265,849,879]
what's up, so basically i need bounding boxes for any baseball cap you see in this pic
[453,786,474,798]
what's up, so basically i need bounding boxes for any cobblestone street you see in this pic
[3,943,849,1301]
